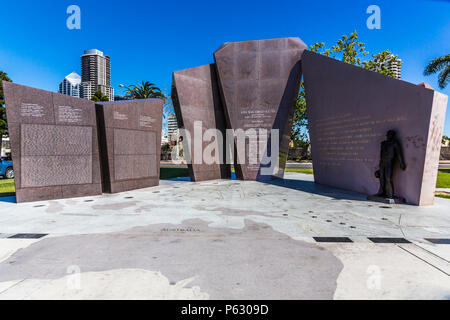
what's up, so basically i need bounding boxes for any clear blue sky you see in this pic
[1,0,449,134]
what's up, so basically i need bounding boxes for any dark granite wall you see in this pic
[3,81,102,202]
[303,51,448,205]
[214,37,307,181]
[172,64,230,181]
[96,99,163,193]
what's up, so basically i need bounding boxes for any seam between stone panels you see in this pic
[397,245,450,277]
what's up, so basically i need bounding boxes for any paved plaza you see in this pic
[0,172,449,299]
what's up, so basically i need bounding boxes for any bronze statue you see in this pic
[375,130,406,199]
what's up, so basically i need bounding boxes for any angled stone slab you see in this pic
[2,81,102,203]
[214,37,307,181]
[303,51,448,206]
[95,99,163,193]
[172,64,230,181]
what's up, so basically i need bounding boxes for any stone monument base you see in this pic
[367,195,406,205]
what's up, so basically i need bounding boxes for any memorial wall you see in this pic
[172,64,230,181]
[96,99,163,193]
[214,37,307,181]
[303,51,448,205]
[3,82,102,202]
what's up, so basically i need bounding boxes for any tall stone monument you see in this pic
[96,99,163,193]
[3,82,102,202]
[172,64,230,181]
[303,51,448,205]
[214,37,307,181]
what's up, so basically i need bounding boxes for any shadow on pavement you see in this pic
[267,178,369,202]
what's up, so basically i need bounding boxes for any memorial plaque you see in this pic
[214,37,307,181]
[172,64,230,181]
[303,51,448,205]
[2,82,102,203]
[96,99,163,193]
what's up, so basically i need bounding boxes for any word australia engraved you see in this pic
[2,81,102,203]
[172,64,230,181]
[96,99,163,193]
[303,51,448,205]
[214,37,307,181]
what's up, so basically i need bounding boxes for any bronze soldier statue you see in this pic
[375,130,406,199]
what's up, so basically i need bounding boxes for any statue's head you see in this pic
[386,130,396,141]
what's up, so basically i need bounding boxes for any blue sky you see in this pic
[1,0,449,134]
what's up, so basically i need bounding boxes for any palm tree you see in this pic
[424,54,450,89]
[90,90,109,102]
[123,81,165,100]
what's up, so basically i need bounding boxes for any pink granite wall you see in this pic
[303,51,448,206]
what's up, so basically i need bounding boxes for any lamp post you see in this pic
[116,84,129,100]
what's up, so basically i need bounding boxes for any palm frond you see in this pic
[424,54,450,75]
[438,65,450,89]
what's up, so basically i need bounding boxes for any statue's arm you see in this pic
[395,141,406,170]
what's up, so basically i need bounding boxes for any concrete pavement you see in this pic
[0,172,449,299]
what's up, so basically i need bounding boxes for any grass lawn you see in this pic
[0,179,15,197]
[437,169,450,189]
[160,167,189,180]
[285,168,314,175]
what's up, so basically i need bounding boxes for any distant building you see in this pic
[161,129,169,145]
[114,95,131,101]
[1,135,11,158]
[372,54,402,79]
[167,114,178,135]
[80,49,114,101]
[58,72,81,98]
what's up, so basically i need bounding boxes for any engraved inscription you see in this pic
[58,105,83,123]
[114,111,128,121]
[21,103,45,118]
[313,113,408,167]
[139,115,155,128]
[21,155,92,188]
[241,109,275,129]
[21,124,92,156]
[20,124,93,188]
[240,109,274,171]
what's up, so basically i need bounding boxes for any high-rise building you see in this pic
[80,49,114,101]
[167,114,178,135]
[389,59,402,80]
[58,72,81,98]
[372,54,402,80]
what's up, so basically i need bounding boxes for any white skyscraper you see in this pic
[58,72,81,98]
[167,114,178,135]
[371,54,402,80]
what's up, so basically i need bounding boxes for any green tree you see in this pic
[363,50,402,78]
[443,135,449,145]
[424,54,450,89]
[0,71,12,136]
[292,31,402,146]
[123,81,165,99]
[90,90,109,102]
[0,71,12,157]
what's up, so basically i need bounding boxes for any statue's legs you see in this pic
[377,166,386,196]
[385,164,394,199]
